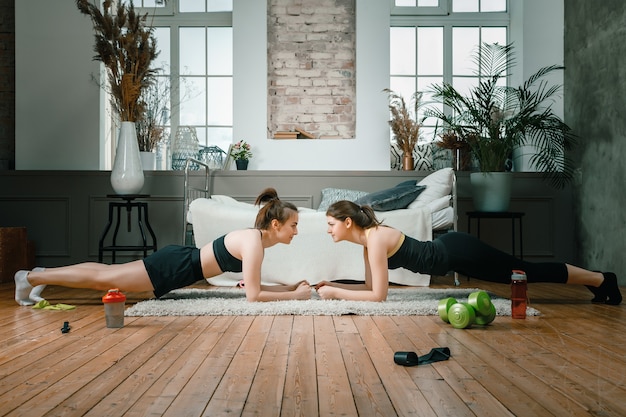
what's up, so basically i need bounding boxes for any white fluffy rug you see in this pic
[125,287,541,317]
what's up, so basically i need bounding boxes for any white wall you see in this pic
[509,0,564,171]
[15,0,102,170]
[523,0,564,120]
[15,0,564,171]
[234,0,390,171]
[510,0,564,115]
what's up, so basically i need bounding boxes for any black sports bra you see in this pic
[212,234,243,273]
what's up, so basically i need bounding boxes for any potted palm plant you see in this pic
[426,42,577,211]
[76,0,159,193]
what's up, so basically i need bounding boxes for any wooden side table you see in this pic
[466,211,525,259]
[98,194,157,263]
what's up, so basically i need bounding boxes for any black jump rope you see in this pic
[394,347,451,366]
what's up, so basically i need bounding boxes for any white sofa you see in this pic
[187,168,456,287]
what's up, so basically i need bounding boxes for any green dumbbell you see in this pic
[447,302,476,329]
[438,297,458,323]
[474,302,497,325]
[467,290,492,316]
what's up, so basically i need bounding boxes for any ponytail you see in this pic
[326,200,381,228]
[254,188,298,229]
[255,188,279,206]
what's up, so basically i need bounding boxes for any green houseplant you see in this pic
[426,42,577,209]
[230,140,253,170]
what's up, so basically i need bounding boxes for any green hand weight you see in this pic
[447,302,476,329]
[467,290,492,316]
[438,297,458,323]
[475,302,497,325]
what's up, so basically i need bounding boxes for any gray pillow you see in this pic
[354,183,426,211]
[318,188,368,212]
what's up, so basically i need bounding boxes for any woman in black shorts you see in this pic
[15,188,312,305]
[314,200,622,305]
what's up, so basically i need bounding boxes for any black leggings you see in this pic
[438,232,568,284]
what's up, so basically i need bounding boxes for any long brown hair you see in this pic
[254,188,298,229]
[326,200,382,228]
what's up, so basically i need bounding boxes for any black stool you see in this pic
[99,194,157,263]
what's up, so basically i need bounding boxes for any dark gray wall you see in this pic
[565,1,626,284]
[0,0,14,170]
[0,171,574,271]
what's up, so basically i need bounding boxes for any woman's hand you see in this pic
[314,280,385,302]
[290,280,310,291]
[293,281,313,300]
[316,284,338,300]
[314,280,332,290]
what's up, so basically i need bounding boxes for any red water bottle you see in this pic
[102,289,126,328]
[511,270,527,319]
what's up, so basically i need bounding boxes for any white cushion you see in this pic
[432,206,454,230]
[209,195,251,206]
[426,195,451,213]
[407,167,454,208]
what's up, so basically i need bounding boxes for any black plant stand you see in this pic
[98,194,157,263]
[466,211,525,259]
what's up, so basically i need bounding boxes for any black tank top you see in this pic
[212,235,243,273]
[387,234,449,276]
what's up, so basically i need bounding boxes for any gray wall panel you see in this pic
[0,170,575,268]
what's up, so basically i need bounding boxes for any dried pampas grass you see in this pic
[384,89,424,156]
[76,0,159,122]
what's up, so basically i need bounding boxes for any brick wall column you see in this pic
[268,0,356,139]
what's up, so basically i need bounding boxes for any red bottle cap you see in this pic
[102,288,126,303]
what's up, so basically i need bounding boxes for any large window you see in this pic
[132,1,233,168]
[390,0,508,142]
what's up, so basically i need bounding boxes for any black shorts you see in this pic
[143,245,204,298]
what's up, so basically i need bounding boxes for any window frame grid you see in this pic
[125,6,233,162]
[390,9,509,143]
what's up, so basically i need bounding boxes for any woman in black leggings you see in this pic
[314,200,621,305]
[15,188,312,305]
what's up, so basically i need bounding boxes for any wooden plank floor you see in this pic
[0,276,624,417]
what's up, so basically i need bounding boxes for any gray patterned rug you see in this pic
[125,287,541,317]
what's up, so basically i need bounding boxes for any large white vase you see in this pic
[110,121,144,195]
[470,172,513,212]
